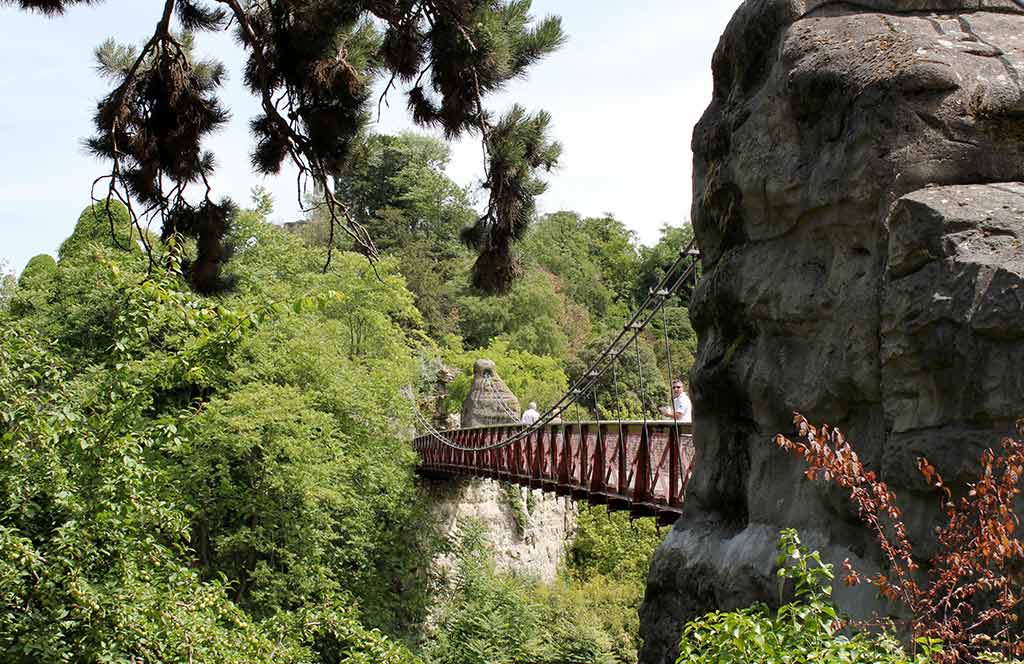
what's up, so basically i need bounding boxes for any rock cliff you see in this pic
[640,3,1024,662]
[427,359,576,583]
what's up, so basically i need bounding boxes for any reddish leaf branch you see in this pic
[776,414,1024,661]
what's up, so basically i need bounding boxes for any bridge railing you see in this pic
[413,420,695,524]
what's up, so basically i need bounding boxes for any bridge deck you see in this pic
[413,420,694,524]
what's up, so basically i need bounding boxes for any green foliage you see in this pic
[523,212,640,321]
[457,269,590,359]
[326,132,475,337]
[18,253,56,285]
[567,506,664,586]
[636,224,696,307]
[183,209,435,634]
[1,202,432,659]
[6,254,55,317]
[21,244,150,367]
[567,332,667,419]
[57,201,140,260]
[0,271,418,662]
[334,133,473,257]
[422,521,631,664]
[676,530,937,664]
[648,305,697,386]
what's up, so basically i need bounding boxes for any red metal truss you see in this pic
[413,421,695,524]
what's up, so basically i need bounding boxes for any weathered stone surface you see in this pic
[425,479,576,583]
[462,359,520,427]
[640,3,1024,662]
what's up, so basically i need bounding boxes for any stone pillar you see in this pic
[461,359,520,426]
[640,3,1024,663]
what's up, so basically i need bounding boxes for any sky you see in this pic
[0,1,742,273]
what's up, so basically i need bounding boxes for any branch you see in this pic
[214,0,380,268]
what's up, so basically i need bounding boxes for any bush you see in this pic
[0,286,418,662]
[676,530,935,664]
[422,521,634,664]
[776,415,1024,661]
[0,214,430,660]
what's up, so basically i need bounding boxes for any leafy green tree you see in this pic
[325,132,476,337]
[457,268,590,359]
[2,197,442,656]
[335,133,473,255]
[13,204,152,366]
[567,331,667,419]
[5,254,56,317]
[567,506,664,587]
[523,211,640,321]
[57,200,142,260]
[177,202,436,634]
[648,305,697,386]
[422,521,625,664]
[0,269,419,662]
[7,0,565,292]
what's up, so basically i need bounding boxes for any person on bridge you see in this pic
[521,401,540,426]
[660,379,692,423]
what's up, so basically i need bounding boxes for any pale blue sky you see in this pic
[0,1,742,273]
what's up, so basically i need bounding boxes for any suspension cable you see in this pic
[661,302,684,449]
[483,374,521,423]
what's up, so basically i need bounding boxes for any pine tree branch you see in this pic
[213,0,380,270]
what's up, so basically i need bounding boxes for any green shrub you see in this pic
[567,506,663,586]
[422,521,632,664]
[0,215,429,660]
[0,286,418,662]
[57,201,140,260]
[676,529,938,664]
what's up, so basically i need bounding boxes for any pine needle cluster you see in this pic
[9,0,566,293]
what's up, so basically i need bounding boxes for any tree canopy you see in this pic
[4,0,564,293]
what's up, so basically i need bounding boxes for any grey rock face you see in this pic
[426,479,576,584]
[428,359,575,582]
[640,3,1024,663]
[462,359,520,427]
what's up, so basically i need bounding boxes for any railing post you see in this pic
[590,423,606,494]
[531,425,544,488]
[578,423,589,493]
[669,425,681,507]
[617,424,628,499]
[557,422,571,493]
[633,423,652,505]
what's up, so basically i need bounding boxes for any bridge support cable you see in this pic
[407,236,700,455]
[632,333,653,506]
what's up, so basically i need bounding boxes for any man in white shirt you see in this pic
[660,380,692,423]
[521,401,540,426]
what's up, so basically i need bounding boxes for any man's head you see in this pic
[672,380,686,395]
[528,401,537,410]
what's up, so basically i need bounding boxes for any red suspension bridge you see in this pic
[409,238,701,525]
[413,421,694,524]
